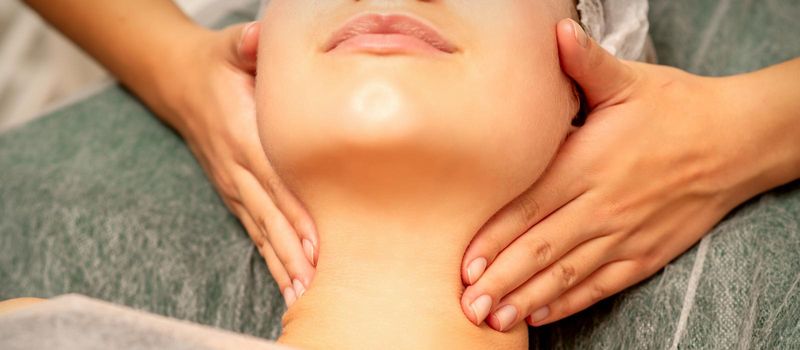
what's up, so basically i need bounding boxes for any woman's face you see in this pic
[256,1,577,217]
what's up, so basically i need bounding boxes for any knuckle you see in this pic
[247,228,266,246]
[514,194,541,227]
[485,231,507,257]
[264,174,284,195]
[524,237,553,267]
[284,259,306,276]
[215,173,238,197]
[589,283,606,303]
[256,215,270,232]
[554,297,572,317]
[553,262,578,291]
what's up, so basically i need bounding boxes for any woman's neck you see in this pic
[278,204,528,349]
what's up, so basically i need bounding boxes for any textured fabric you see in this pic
[0,85,285,338]
[577,0,651,61]
[1,1,799,349]
[0,295,288,350]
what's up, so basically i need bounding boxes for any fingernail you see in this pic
[531,306,550,323]
[491,305,519,332]
[293,279,306,298]
[300,221,317,239]
[302,239,316,266]
[243,21,257,39]
[469,295,493,325]
[570,19,589,48]
[239,21,257,51]
[283,287,297,307]
[466,257,487,285]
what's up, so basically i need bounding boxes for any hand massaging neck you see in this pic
[255,1,580,349]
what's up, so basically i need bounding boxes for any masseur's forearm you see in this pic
[23,0,208,123]
[721,57,800,202]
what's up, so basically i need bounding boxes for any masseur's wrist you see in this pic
[139,24,216,133]
[713,61,800,208]
[23,0,210,132]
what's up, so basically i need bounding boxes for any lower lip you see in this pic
[329,33,447,55]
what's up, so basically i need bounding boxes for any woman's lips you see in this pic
[325,13,457,55]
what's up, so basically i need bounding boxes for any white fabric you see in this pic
[577,0,651,61]
[0,295,291,350]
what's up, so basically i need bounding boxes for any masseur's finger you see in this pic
[239,210,297,307]
[487,233,619,331]
[222,21,260,73]
[229,20,320,267]
[526,260,647,326]
[246,146,319,268]
[461,141,587,286]
[556,18,638,109]
[461,195,599,326]
[236,167,315,290]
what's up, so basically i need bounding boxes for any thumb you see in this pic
[223,21,261,74]
[557,18,637,109]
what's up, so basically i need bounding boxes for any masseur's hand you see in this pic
[167,23,317,306]
[460,19,800,331]
[22,1,317,307]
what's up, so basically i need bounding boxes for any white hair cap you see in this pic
[577,0,654,61]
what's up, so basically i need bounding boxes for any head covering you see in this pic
[577,0,654,61]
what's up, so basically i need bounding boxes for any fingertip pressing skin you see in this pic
[238,21,261,66]
[556,18,585,71]
[465,256,487,285]
[302,238,316,267]
[487,304,519,332]
[283,287,298,308]
[468,294,493,326]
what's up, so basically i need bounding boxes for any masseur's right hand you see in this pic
[459,19,800,331]
[22,0,318,307]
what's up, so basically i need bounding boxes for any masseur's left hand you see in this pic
[460,19,800,331]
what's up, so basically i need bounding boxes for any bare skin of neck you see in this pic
[277,194,528,350]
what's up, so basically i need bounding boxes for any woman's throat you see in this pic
[277,212,528,350]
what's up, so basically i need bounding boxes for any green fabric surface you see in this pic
[1,0,799,348]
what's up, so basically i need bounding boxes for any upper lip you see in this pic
[324,13,458,53]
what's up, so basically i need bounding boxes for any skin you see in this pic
[460,20,800,331]
[21,0,318,303]
[255,1,577,348]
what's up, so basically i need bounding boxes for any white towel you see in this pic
[578,0,652,61]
